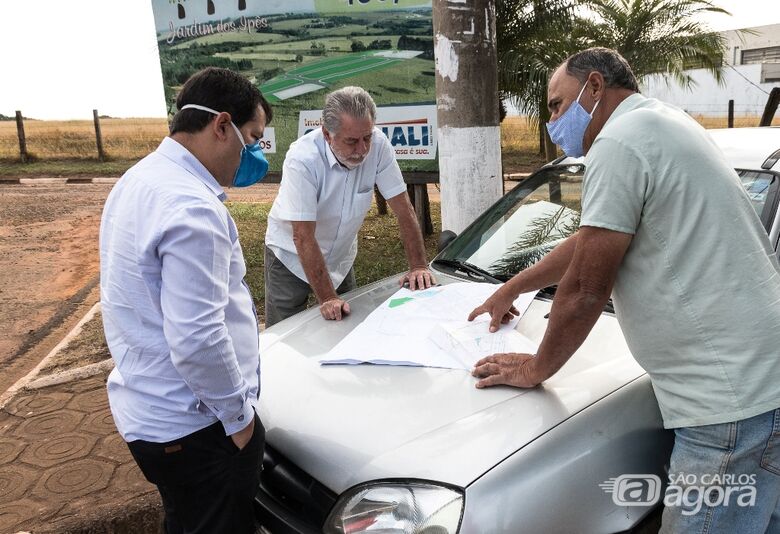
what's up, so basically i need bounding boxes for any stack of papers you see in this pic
[319,282,538,370]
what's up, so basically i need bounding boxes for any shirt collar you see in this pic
[324,138,343,169]
[156,137,228,201]
[601,92,646,131]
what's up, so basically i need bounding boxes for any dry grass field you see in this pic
[0,113,777,175]
[0,118,168,160]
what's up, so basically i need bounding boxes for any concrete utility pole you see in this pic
[433,0,502,234]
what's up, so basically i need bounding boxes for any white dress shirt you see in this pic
[100,137,260,443]
[265,127,407,287]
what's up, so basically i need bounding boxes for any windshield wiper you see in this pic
[431,258,504,283]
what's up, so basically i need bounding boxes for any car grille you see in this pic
[256,444,338,533]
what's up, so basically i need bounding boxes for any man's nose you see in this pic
[356,139,369,154]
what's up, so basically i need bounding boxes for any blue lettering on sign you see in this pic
[390,127,407,146]
[381,125,431,147]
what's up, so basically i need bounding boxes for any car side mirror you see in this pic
[438,230,457,253]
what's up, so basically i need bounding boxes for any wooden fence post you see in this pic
[759,87,780,127]
[374,186,388,215]
[728,100,734,128]
[93,109,106,161]
[15,111,27,163]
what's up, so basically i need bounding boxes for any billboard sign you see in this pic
[150,0,435,168]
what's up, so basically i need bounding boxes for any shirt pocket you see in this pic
[353,188,374,213]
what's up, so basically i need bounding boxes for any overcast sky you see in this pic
[0,0,777,120]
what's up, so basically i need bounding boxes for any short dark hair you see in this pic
[169,67,273,134]
[564,47,639,92]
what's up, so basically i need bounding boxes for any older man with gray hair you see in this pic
[264,86,434,326]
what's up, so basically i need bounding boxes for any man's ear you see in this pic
[587,71,606,101]
[321,125,331,143]
[211,112,233,141]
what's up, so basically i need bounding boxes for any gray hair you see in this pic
[564,47,639,92]
[322,86,377,133]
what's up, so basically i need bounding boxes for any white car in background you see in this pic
[254,127,780,534]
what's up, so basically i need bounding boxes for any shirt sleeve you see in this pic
[374,133,407,200]
[580,136,650,235]
[158,203,253,436]
[272,158,319,221]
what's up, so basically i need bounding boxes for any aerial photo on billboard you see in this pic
[151,0,436,170]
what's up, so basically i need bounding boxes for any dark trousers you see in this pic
[264,245,356,327]
[127,414,265,534]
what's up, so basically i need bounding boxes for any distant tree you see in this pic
[367,39,392,50]
[581,0,728,88]
[497,0,730,160]
[351,40,367,52]
[497,0,580,159]
[310,41,327,56]
[295,54,304,62]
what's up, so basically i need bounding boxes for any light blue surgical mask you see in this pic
[546,82,600,158]
[180,104,269,187]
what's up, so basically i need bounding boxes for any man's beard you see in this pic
[330,145,365,170]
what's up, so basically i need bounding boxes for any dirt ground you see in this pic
[0,180,454,394]
[0,181,286,395]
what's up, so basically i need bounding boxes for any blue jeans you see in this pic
[661,407,780,533]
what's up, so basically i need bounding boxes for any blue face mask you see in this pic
[546,82,600,158]
[180,104,269,187]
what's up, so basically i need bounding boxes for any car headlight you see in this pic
[324,481,464,534]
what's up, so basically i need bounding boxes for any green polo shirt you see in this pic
[581,93,780,428]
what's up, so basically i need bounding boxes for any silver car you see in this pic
[254,127,780,534]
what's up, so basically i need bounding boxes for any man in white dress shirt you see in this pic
[100,67,271,533]
[264,86,435,326]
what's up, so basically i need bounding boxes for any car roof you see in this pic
[706,126,780,172]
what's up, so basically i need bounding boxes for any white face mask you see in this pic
[546,82,600,158]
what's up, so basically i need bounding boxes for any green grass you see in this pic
[224,201,442,321]
[261,53,403,98]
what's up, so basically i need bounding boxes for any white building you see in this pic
[643,23,780,117]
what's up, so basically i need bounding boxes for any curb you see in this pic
[0,302,102,409]
[0,177,119,185]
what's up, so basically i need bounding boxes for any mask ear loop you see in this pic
[181,104,247,146]
[180,103,218,115]
[576,81,601,117]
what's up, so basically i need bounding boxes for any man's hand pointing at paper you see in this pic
[467,285,520,333]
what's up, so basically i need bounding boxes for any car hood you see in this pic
[258,273,645,494]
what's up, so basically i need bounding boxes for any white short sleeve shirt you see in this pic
[266,127,407,287]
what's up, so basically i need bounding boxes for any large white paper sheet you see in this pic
[319,282,539,370]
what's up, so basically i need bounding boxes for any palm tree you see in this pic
[582,0,729,87]
[497,0,583,159]
[497,0,731,160]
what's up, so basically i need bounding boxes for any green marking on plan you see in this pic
[389,297,414,308]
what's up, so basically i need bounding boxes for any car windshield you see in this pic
[433,162,772,284]
[737,170,774,218]
[434,164,584,282]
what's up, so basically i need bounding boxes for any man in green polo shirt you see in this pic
[469,47,780,532]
